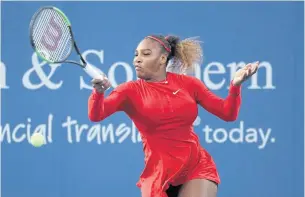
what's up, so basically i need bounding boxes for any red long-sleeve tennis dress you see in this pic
[88,72,241,197]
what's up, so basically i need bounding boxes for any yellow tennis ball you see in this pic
[30,133,45,147]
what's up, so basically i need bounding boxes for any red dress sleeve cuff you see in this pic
[229,80,241,96]
[91,88,104,100]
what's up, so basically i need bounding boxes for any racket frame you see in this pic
[29,6,87,68]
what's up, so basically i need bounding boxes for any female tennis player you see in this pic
[88,35,259,197]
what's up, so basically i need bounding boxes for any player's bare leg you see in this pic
[178,179,218,197]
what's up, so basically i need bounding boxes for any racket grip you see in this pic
[83,64,112,90]
[83,64,106,80]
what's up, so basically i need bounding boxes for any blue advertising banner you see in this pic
[1,1,304,197]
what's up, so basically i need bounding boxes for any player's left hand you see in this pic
[232,61,259,86]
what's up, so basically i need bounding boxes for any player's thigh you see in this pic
[178,179,218,197]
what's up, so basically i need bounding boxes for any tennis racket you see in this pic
[29,6,110,89]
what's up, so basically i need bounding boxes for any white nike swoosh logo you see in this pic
[173,89,180,95]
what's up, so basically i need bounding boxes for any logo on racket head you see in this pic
[40,16,63,51]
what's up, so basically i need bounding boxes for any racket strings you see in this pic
[46,10,71,60]
[32,9,72,62]
[35,11,65,59]
[36,9,71,60]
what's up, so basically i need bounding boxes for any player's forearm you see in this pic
[215,82,241,121]
[220,91,241,121]
[197,81,242,122]
[88,90,105,122]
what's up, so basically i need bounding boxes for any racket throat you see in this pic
[79,55,87,67]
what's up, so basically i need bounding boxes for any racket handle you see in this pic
[83,64,106,80]
[83,64,112,90]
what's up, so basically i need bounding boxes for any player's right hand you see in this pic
[91,77,111,93]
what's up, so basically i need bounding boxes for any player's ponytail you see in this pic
[166,35,203,74]
[146,34,203,74]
